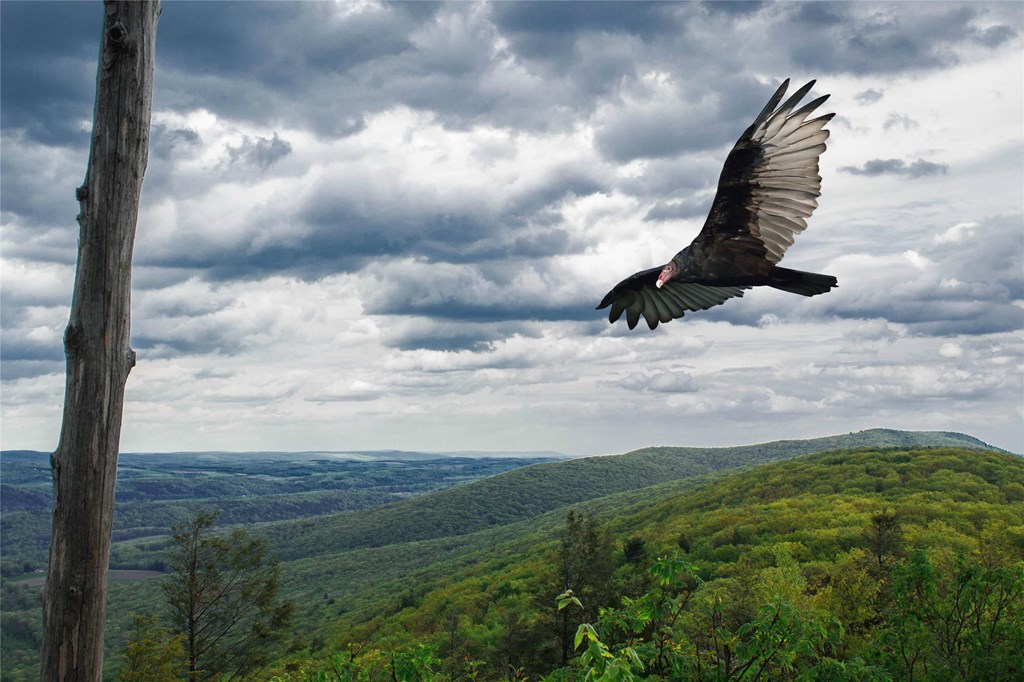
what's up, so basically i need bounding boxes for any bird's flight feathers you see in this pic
[597,268,749,330]
[597,79,835,329]
[699,78,833,263]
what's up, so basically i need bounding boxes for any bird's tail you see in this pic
[768,267,837,296]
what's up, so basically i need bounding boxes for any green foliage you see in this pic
[557,510,616,663]
[554,592,643,682]
[163,508,296,681]
[116,614,187,682]
[0,578,45,682]
[1,437,1019,681]
[285,447,1021,681]
[867,507,903,574]
[257,431,1004,566]
[875,547,1024,680]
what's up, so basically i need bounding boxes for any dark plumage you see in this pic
[597,79,838,330]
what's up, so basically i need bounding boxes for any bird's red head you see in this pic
[656,262,677,289]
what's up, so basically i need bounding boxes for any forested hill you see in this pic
[253,428,1006,561]
[0,428,1011,675]
[277,445,1023,681]
[0,452,562,572]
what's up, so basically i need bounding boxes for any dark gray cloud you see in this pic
[150,123,201,159]
[0,1,427,144]
[0,282,66,377]
[840,158,949,178]
[366,296,593,325]
[494,1,680,35]
[224,133,292,171]
[386,331,496,353]
[151,1,600,137]
[786,4,1012,75]
[153,1,425,129]
[378,319,540,352]
[1,360,63,382]
[792,2,845,26]
[883,113,919,130]
[136,156,602,282]
[592,73,793,163]
[359,259,594,326]
[594,96,733,163]
[973,22,1019,48]
[855,88,884,104]
[818,216,1024,335]
[0,133,86,234]
[0,336,64,365]
[702,1,768,18]
[129,333,245,359]
[490,1,683,59]
[0,1,99,147]
[644,197,712,222]
[4,0,1015,159]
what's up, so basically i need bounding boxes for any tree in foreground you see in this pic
[557,509,614,665]
[163,509,296,682]
[40,2,159,679]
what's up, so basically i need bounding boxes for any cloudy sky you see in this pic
[2,1,1022,456]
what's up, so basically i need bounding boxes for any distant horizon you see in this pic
[2,427,1016,458]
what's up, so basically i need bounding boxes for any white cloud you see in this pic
[934,222,979,245]
[939,342,964,358]
[2,2,1022,454]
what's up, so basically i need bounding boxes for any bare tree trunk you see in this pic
[40,2,159,680]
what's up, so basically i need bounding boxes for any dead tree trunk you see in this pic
[40,2,159,680]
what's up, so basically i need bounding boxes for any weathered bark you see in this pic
[40,2,159,680]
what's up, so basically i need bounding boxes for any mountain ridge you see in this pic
[2,427,1009,463]
[240,428,1013,562]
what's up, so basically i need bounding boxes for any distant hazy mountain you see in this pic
[0,448,568,465]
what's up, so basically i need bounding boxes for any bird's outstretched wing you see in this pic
[696,79,833,263]
[596,268,749,330]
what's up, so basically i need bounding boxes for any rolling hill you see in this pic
[0,451,561,571]
[1,429,1016,681]
[272,444,1023,680]
[231,429,1006,562]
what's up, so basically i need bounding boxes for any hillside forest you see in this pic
[0,429,1021,681]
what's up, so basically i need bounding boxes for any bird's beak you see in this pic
[655,280,664,289]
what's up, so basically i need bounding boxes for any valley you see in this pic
[1,429,1019,681]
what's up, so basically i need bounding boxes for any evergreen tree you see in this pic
[556,509,614,665]
[867,507,903,574]
[162,509,296,682]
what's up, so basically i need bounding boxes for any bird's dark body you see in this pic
[597,79,839,329]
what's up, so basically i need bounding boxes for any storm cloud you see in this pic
[1,1,1021,455]
[840,158,949,178]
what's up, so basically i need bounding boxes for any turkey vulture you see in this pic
[597,79,838,330]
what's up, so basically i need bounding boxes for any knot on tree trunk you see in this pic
[63,323,83,355]
[105,20,128,48]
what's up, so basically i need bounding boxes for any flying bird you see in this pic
[597,79,838,330]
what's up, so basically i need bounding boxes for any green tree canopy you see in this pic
[163,508,296,682]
